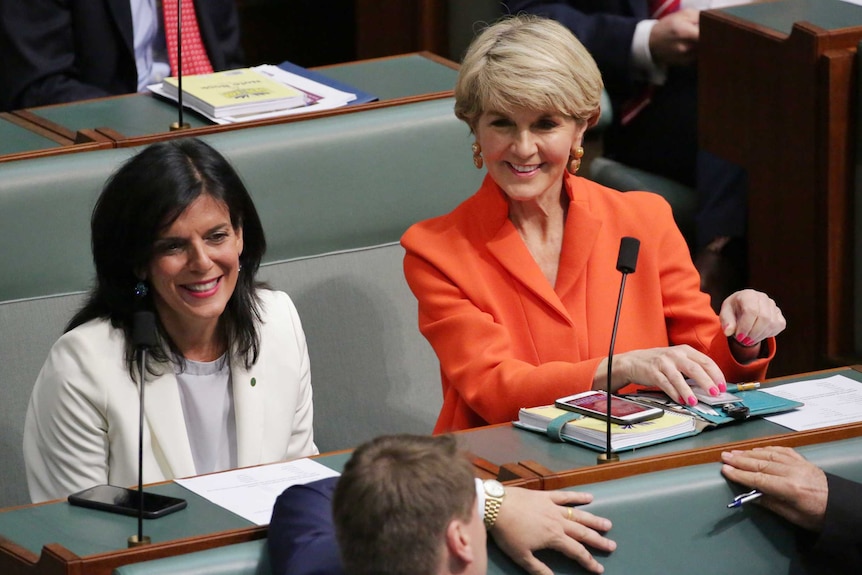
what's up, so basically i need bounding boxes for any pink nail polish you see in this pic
[719,383,727,392]
[736,333,746,343]
[744,337,756,346]
[687,396,698,406]
[709,386,719,397]
[678,395,685,404]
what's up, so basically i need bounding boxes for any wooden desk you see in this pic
[698,0,862,376]
[3,367,859,575]
[5,53,458,157]
[459,366,862,490]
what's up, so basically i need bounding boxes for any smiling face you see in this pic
[147,194,243,348]
[474,106,587,208]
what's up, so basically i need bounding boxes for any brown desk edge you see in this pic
[500,366,862,490]
[4,366,857,575]
[5,52,458,154]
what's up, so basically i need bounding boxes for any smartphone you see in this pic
[555,390,664,424]
[68,484,187,519]
[690,386,739,406]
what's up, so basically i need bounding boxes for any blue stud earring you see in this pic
[134,281,149,299]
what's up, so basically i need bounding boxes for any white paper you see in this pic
[148,64,356,125]
[175,458,340,525]
[762,374,862,431]
[839,0,862,7]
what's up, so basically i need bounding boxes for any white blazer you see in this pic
[24,289,317,503]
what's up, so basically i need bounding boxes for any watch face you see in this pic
[484,479,505,498]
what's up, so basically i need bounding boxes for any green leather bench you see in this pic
[0,97,481,508]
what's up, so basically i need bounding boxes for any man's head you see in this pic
[332,434,486,575]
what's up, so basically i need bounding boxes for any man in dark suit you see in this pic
[504,1,750,309]
[0,0,244,111]
[269,434,617,575]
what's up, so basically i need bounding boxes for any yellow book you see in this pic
[162,68,307,118]
[515,404,697,452]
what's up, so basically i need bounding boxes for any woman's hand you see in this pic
[719,289,786,363]
[596,345,726,406]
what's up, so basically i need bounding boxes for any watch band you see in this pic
[482,479,505,529]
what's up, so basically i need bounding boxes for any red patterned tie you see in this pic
[163,0,214,76]
[649,0,682,18]
[621,0,682,125]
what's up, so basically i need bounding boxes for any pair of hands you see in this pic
[720,446,829,531]
[602,289,785,405]
[492,486,615,574]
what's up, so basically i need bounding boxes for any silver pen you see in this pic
[727,489,763,508]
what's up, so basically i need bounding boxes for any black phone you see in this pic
[68,484,187,519]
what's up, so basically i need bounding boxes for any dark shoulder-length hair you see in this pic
[67,138,267,375]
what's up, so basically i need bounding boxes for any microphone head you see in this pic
[132,311,159,349]
[616,237,640,274]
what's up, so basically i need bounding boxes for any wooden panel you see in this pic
[699,10,862,375]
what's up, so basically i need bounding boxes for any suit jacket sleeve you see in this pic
[0,0,120,110]
[504,1,645,99]
[268,478,345,575]
[792,473,862,574]
[23,325,116,502]
[195,0,245,71]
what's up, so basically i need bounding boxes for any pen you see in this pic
[726,382,760,393]
[727,489,763,508]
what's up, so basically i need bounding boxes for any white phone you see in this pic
[555,390,664,425]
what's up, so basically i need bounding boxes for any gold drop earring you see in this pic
[567,146,584,175]
[472,142,484,169]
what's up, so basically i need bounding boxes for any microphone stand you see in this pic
[128,311,158,547]
[170,0,190,131]
[598,237,640,465]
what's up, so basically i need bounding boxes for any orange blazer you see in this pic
[402,173,775,433]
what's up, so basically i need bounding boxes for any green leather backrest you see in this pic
[0,97,476,303]
[111,436,862,575]
[490,436,862,574]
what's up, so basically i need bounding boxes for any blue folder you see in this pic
[276,61,378,106]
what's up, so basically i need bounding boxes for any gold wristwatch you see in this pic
[482,479,505,529]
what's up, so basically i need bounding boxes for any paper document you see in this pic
[149,64,357,125]
[175,458,340,525]
[762,374,862,431]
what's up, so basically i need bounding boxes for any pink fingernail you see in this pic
[678,395,685,404]
[719,383,727,393]
[736,333,747,343]
[709,387,719,397]
[743,337,756,346]
[687,396,698,406]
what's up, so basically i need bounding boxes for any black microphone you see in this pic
[129,310,158,547]
[170,0,190,131]
[598,237,640,465]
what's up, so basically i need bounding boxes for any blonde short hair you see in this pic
[455,14,603,130]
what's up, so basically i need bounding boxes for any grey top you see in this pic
[176,354,237,475]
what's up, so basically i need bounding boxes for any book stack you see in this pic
[515,405,697,452]
[162,68,307,119]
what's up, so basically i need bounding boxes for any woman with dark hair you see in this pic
[24,138,316,503]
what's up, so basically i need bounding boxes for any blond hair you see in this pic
[455,14,603,130]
